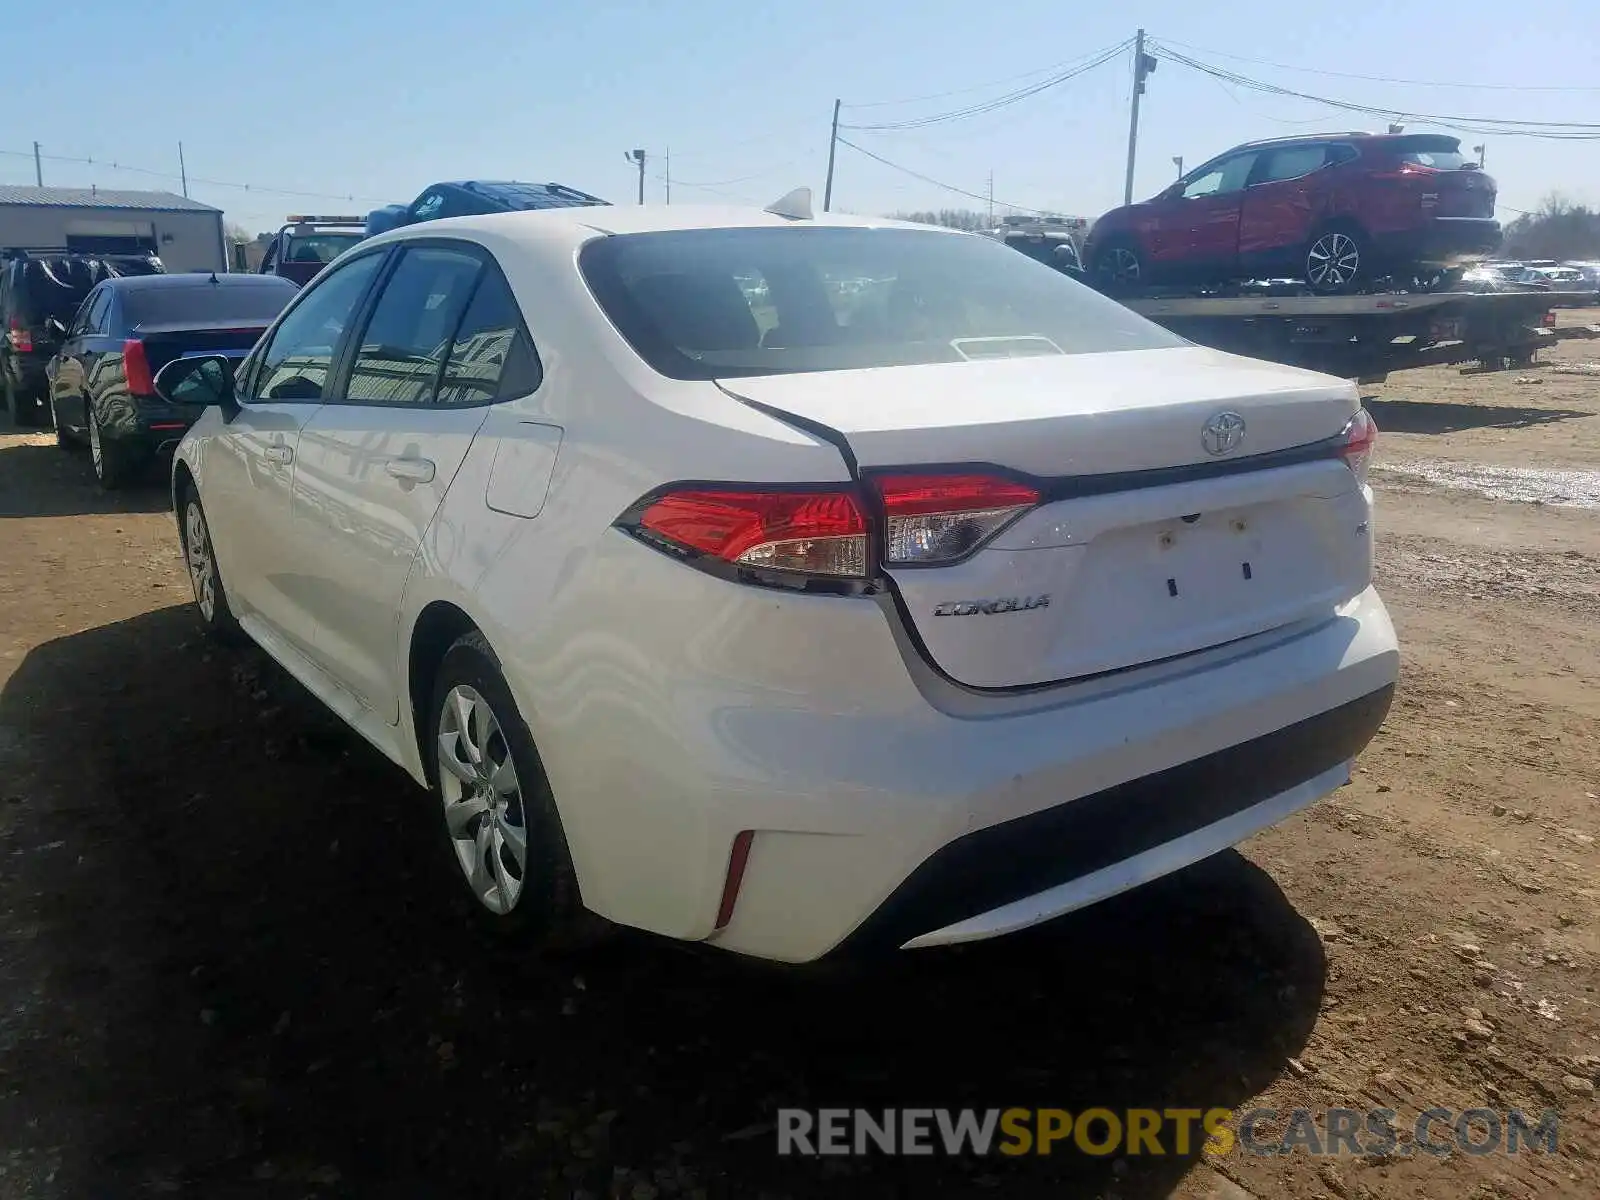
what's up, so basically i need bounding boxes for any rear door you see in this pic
[289,240,539,722]
[48,285,111,432]
[1239,143,1334,271]
[1152,150,1257,279]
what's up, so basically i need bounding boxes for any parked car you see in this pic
[1566,261,1600,300]
[984,219,1086,278]
[257,216,366,287]
[1084,132,1500,295]
[46,272,297,487]
[154,203,1398,963]
[2,249,164,426]
[363,180,608,239]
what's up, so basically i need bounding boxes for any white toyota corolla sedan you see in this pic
[155,194,1398,963]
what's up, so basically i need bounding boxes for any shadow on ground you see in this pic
[0,440,171,517]
[1363,396,1592,436]
[0,606,1327,1198]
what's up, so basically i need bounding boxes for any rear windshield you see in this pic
[1391,135,1468,170]
[282,232,363,264]
[125,281,296,326]
[14,257,160,322]
[578,226,1182,380]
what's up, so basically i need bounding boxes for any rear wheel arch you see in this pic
[407,600,485,785]
[171,460,197,530]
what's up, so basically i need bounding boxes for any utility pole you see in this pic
[33,141,42,187]
[1172,155,1184,180]
[664,146,670,204]
[625,149,647,204]
[1122,30,1158,205]
[178,142,189,198]
[987,171,994,223]
[1472,143,1487,168]
[823,98,841,212]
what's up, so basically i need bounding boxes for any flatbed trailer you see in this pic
[1117,289,1600,383]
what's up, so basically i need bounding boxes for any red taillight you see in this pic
[875,472,1040,565]
[636,487,868,577]
[122,339,154,395]
[713,830,755,930]
[7,318,31,353]
[1338,408,1378,484]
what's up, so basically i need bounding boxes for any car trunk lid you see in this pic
[719,346,1373,688]
[131,319,270,375]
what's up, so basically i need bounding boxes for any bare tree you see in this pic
[1501,193,1600,261]
[223,221,252,245]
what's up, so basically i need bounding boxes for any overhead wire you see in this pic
[836,138,1051,214]
[841,39,1131,132]
[1148,44,1600,139]
[0,145,393,204]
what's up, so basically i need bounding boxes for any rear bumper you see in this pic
[1377,217,1501,266]
[523,526,1401,963]
[836,684,1391,954]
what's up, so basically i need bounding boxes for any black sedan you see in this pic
[46,273,297,488]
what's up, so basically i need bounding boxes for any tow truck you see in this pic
[1119,285,1599,383]
[256,215,366,287]
[993,218,1596,380]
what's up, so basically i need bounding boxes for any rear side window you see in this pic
[436,268,541,405]
[580,226,1182,380]
[1256,145,1327,183]
[124,282,295,326]
[344,246,482,405]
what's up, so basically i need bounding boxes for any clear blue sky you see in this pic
[6,0,1598,233]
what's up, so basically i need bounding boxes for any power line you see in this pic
[842,39,1132,132]
[844,47,1128,110]
[0,145,390,203]
[1148,45,1600,139]
[836,137,1051,214]
[1155,38,1600,92]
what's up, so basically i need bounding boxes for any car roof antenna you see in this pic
[764,187,813,221]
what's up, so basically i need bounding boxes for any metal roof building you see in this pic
[0,186,226,272]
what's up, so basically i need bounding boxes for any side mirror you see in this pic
[46,317,67,338]
[154,354,236,413]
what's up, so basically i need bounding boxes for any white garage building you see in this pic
[0,186,227,273]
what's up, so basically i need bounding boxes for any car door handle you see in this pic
[385,457,435,484]
[264,445,294,465]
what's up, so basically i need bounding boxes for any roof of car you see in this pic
[364,202,942,248]
[101,272,298,291]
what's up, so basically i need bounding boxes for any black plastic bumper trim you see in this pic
[832,683,1394,956]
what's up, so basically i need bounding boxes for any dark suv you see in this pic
[363,181,608,238]
[1084,133,1500,294]
[2,250,165,425]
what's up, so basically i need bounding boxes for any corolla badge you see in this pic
[933,595,1051,617]
[1201,410,1247,456]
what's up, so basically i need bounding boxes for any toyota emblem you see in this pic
[1201,411,1247,456]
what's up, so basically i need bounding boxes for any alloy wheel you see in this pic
[1102,246,1141,285]
[1307,232,1360,290]
[184,500,217,621]
[437,684,528,915]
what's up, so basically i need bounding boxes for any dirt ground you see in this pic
[2,314,1598,1200]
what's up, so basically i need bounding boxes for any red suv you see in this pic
[1084,133,1500,294]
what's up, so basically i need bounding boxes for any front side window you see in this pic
[344,246,482,405]
[411,192,447,222]
[252,251,384,401]
[1182,152,1258,199]
[579,226,1183,381]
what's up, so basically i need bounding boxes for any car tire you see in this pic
[1090,237,1146,293]
[426,630,603,950]
[88,403,141,489]
[48,391,74,449]
[1304,224,1369,294]
[178,485,241,641]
